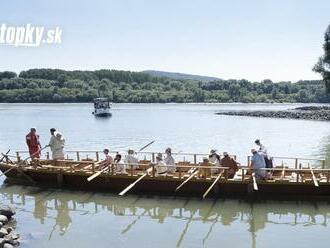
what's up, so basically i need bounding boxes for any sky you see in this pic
[0,0,329,82]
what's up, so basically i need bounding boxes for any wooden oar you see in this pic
[119,167,152,196]
[309,164,319,187]
[175,169,198,192]
[87,162,108,182]
[0,150,10,162]
[202,171,224,199]
[252,172,258,191]
[117,140,156,196]
[137,140,155,152]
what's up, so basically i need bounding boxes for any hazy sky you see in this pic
[0,0,329,81]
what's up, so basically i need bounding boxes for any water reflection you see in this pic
[1,183,330,248]
[321,135,330,167]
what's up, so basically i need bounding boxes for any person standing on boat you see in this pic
[48,130,65,160]
[26,128,41,159]
[114,153,127,174]
[164,148,176,173]
[209,149,221,174]
[48,128,56,157]
[124,149,139,170]
[250,149,266,179]
[255,139,273,168]
[155,153,167,175]
[220,152,238,179]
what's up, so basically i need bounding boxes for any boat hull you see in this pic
[1,163,330,200]
[93,112,112,117]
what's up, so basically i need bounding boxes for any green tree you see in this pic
[314,23,330,93]
[0,71,17,80]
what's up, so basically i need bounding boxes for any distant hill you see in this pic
[142,70,220,82]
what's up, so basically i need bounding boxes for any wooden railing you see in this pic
[247,155,326,169]
[15,150,325,168]
[15,150,237,164]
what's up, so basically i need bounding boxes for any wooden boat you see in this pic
[0,150,329,200]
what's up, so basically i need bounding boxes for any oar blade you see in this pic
[87,171,101,182]
[252,173,258,191]
[253,182,258,191]
[119,184,134,196]
[119,169,151,196]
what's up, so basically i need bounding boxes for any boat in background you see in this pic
[92,98,112,117]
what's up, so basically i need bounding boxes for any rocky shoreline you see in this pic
[216,106,330,121]
[0,206,20,248]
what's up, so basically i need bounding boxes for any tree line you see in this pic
[0,69,329,103]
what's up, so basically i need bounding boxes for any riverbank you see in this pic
[0,205,20,248]
[216,106,330,121]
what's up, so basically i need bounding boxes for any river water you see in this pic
[0,103,329,247]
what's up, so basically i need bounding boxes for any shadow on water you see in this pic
[1,182,330,248]
[93,114,112,121]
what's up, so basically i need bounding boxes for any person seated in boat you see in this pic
[220,152,238,179]
[48,131,65,160]
[124,149,139,170]
[99,149,113,169]
[155,153,167,176]
[164,148,176,173]
[209,149,221,174]
[255,139,273,168]
[199,157,212,178]
[250,149,266,179]
[26,128,41,159]
[114,153,127,174]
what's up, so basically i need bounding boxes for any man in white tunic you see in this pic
[255,139,272,168]
[114,153,127,174]
[155,153,167,175]
[124,149,139,170]
[255,139,267,157]
[164,148,176,173]
[48,128,56,157]
[48,129,65,160]
[50,132,65,160]
[209,149,221,173]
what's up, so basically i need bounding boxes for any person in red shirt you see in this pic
[26,128,41,159]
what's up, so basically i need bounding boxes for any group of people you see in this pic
[98,147,239,178]
[26,129,271,180]
[99,147,176,175]
[26,128,65,160]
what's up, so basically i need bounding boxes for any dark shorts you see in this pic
[264,157,273,168]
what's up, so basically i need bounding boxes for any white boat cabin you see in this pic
[93,98,111,117]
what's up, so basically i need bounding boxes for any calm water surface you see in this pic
[0,103,329,247]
